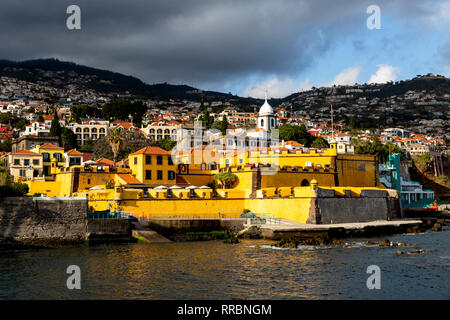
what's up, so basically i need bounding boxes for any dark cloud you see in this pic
[0,0,442,91]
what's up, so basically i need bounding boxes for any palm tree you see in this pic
[106,128,125,167]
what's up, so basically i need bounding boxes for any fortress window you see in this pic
[145,155,151,165]
[157,170,163,180]
[134,157,138,165]
[301,179,309,186]
[87,179,91,184]
[145,170,152,180]
[271,118,275,127]
[260,119,264,127]
[157,156,163,165]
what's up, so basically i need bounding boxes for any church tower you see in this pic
[257,92,277,130]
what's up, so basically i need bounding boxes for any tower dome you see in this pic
[258,93,273,116]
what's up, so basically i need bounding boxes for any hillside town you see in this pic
[0,71,448,158]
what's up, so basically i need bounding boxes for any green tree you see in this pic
[106,128,126,167]
[311,137,329,149]
[93,130,154,162]
[101,100,147,126]
[11,118,29,130]
[0,140,12,152]
[157,138,177,151]
[198,110,214,129]
[0,113,10,124]
[214,115,229,136]
[102,100,131,121]
[49,110,62,139]
[61,128,78,150]
[79,139,95,152]
[214,172,237,189]
[278,124,314,147]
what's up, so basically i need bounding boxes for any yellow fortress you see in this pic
[23,140,401,224]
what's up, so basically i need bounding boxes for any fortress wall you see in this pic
[0,197,87,247]
[245,197,312,223]
[317,197,389,224]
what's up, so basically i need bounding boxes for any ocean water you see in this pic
[0,229,449,300]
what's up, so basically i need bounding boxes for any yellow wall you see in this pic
[336,154,378,187]
[129,154,176,184]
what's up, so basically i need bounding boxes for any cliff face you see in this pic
[0,197,87,248]
[409,164,450,201]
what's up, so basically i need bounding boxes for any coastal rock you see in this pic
[331,239,344,245]
[278,239,298,248]
[237,226,261,239]
[378,239,391,247]
[223,237,239,244]
[431,223,442,232]
[408,249,425,254]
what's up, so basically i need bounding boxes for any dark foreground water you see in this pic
[0,230,449,300]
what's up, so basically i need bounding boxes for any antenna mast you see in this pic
[331,104,334,140]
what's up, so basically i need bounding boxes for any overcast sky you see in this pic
[0,0,448,98]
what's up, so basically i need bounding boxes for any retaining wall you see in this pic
[0,197,87,247]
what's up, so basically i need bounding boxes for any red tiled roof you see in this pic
[39,143,63,149]
[96,157,114,165]
[130,146,171,156]
[66,149,83,156]
[0,134,12,140]
[13,149,41,155]
[117,174,142,185]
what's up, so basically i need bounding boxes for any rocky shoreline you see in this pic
[235,217,449,248]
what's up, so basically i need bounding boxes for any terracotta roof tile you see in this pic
[39,143,63,149]
[66,149,83,156]
[13,149,41,155]
[117,174,142,185]
[130,146,171,156]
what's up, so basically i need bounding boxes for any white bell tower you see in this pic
[257,92,277,130]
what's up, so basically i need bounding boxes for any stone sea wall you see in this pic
[0,197,87,247]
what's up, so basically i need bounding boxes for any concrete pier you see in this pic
[256,219,425,240]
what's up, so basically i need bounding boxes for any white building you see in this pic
[257,94,277,131]
[20,122,49,137]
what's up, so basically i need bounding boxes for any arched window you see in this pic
[91,128,97,133]
[260,119,264,127]
[271,118,275,127]
[301,179,309,186]
[157,129,163,134]
[164,129,170,134]
[150,129,155,134]
[99,128,105,133]
[75,128,81,133]
[83,128,89,133]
